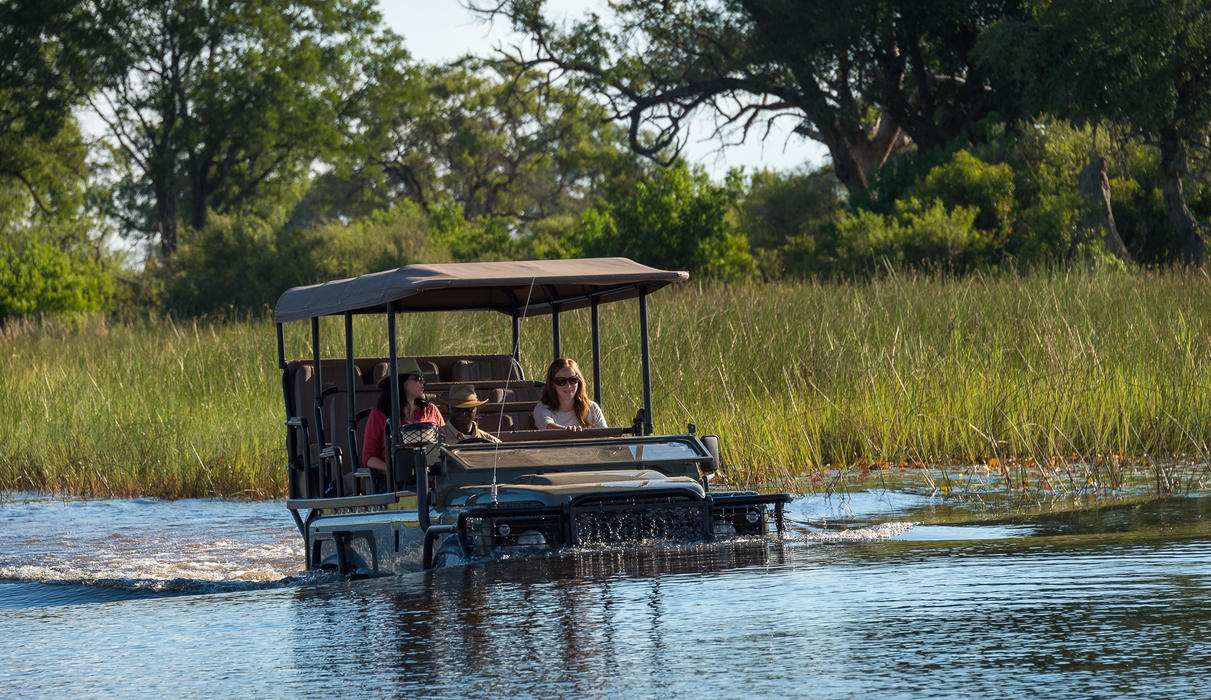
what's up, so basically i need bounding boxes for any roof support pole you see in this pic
[591,298,602,408]
[511,312,521,363]
[276,322,291,416]
[311,317,325,445]
[310,317,324,498]
[342,312,357,497]
[552,304,561,359]
[277,322,294,499]
[639,290,653,435]
[386,302,399,493]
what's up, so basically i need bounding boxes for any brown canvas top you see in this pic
[273,258,689,322]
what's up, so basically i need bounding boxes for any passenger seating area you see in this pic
[283,353,631,498]
[284,354,536,497]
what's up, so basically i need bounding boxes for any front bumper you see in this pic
[454,489,792,559]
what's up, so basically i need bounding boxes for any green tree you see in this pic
[821,199,991,277]
[162,203,446,316]
[313,59,646,235]
[982,0,1211,264]
[0,116,117,320]
[572,162,754,280]
[0,1,125,200]
[741,168,844,277]
[93,0,398,258]
[478,0,1025,194]
[908,150,1015,240]
[0,236,112,320]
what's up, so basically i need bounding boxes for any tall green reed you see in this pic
[1,267,1208,498]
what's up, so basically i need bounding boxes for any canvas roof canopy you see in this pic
[273,258,689,322]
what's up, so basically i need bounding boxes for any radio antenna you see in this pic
[491,277,535,505]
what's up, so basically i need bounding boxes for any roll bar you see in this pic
[279,275,664,531]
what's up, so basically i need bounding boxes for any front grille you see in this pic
[461,512,563,557]
[570,499,711,544]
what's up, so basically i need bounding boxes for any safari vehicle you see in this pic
[274,258,791,573]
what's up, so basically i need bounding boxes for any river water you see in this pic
[3,479,1210,697]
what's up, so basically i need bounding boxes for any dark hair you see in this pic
[376,376,423,413]
[540,358,589,425]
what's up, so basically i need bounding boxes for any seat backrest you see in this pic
[369,359,439,388]
[283,360,369,499]
[479,399,538,430]
[451,356,524,383]
[476,412,514,434]
[285,360,361,451]
[289,359,363,412]
[323,387,381,475]
[505,408,536,431]
[488,385,544,403]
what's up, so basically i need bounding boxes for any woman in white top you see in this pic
[533,358,607,431]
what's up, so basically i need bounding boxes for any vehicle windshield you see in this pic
[446,438,707,470]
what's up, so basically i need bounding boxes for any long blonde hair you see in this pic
[540,357,589,425]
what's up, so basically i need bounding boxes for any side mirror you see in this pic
[701,434,721,475]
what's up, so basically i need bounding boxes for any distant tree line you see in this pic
[1,0,1209,319]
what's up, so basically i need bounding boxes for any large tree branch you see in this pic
[0,167,53,215]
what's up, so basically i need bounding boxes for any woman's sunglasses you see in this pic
[552,375,580,387]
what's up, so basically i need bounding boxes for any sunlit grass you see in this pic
[2,267,1209,498]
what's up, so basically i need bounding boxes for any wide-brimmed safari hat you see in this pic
[442,383,489,408]
[376,358,432,387]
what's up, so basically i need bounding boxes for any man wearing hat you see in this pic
[439,384,501,444]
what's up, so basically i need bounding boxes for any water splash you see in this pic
[0,495,307,600]
[788,520,918,541]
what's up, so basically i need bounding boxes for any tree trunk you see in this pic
[189,157,209,233]
[1159,131,1205,266]
[157,197,177,259]
[1077,155,1132,263]
[153,154,178,259]
[817,111,909,196]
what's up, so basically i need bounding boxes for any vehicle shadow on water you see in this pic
[286,539,814,695]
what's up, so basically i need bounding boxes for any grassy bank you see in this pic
[2,268,1209,498]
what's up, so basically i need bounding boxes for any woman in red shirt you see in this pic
[363,358,444,479]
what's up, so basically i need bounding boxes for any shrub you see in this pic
[741,168,845,278]
[823,200,989,276]
[572,162,755,281]
[309,202,446,277]
[0,235,112,320]
[908,149,1015,239]
[162,204,448,316]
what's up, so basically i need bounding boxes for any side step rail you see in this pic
[422,524,457,570]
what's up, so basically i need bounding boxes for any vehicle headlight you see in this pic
[516,529,547,546]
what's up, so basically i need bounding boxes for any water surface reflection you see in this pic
[280,507,1211,698]
[1,494,1209,697]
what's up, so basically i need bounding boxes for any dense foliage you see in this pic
[0,0,1209,320]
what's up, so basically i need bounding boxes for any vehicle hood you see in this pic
[449,470,705,507]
